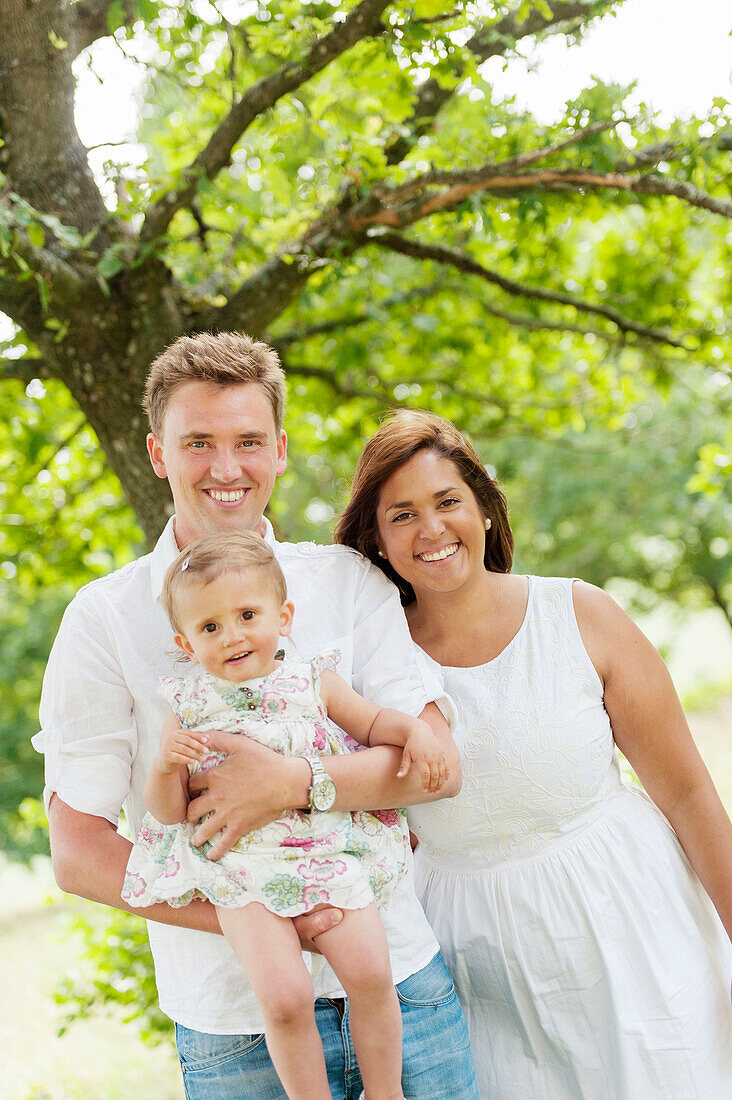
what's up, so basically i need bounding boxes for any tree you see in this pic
[1,0,730,551]
[496,388,732,629]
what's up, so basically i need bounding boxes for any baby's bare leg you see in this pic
[316,903,403,1100]
[216,903,330,1100]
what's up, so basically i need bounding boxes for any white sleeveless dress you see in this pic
[408,576,732,1099]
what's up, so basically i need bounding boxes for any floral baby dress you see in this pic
[123,652,408,916]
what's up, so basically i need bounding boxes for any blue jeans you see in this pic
[175,952,478,1099]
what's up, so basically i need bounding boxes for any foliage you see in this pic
[497,385,732,627]
[0,376,143,857]
[55,907,172,1042]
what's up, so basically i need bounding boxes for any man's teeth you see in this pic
[419,543,459,562]
[208,489,246,502]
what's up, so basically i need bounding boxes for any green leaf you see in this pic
[27,223,45,248]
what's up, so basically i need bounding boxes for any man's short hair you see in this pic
[144,332,286,436]
[162,531,288,634]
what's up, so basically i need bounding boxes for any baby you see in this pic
[123,530,448,1100]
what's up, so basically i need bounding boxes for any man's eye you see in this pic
[240,440,255,448]
[189,441,207,449]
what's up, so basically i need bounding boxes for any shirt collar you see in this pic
[149,515,278,602]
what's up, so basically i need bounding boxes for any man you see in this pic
[35,332,478,1098]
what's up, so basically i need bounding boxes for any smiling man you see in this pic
[35,332,478,1099]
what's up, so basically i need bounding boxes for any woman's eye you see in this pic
[440,497,460,507]
[392,511,412,523]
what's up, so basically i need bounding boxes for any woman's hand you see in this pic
[186,731,310,860]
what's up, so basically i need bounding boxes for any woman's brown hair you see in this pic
[335,410,513,604]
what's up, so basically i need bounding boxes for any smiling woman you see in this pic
[336,409,732,1100]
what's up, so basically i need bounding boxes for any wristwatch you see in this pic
[304,754,337,812]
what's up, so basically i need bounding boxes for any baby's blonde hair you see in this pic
[162,531,287,633]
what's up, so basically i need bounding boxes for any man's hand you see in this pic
[187,730,310,860]
[293,906,344,952]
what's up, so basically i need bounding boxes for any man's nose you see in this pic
[209,448,240,482]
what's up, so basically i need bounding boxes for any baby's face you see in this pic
[174,570,293,682]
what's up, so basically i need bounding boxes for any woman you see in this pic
[336,409,732,1099]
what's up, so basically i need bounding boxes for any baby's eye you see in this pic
[202,622,217,633]
[241,610,255,621]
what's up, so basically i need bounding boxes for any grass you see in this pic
[2,860,182,1100]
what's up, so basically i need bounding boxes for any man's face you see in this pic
[147,381,287,549]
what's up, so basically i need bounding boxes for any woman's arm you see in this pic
[187,701,461,860]
[574,580,732,941]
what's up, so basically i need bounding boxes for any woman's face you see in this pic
[376,449,488,600]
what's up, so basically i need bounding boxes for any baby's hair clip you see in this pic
[181,557,190,572]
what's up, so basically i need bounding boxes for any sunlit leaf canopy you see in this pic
[0,0,730,852]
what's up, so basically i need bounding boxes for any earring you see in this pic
[377,550,385,558]
[485,517,492,530]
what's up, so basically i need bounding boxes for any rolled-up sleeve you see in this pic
[33,591,136,825]
[350,561,456,728]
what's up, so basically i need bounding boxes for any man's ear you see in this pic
[174,632,198,663]
[279,600,295,638]
[275,430,288,477]
[147,433,167,479]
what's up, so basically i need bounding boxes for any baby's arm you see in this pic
[319,669,448,794]
[144,708,209,824]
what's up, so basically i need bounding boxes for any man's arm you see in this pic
[188,701,460,859]
[48,794,221,932]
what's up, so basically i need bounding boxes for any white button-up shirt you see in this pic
[34,518,445,1033]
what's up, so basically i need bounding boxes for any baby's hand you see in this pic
[396,720,449,794]
[156,726,209,774]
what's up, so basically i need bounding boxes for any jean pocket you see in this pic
[175,1025,267,1073]
[396,953,457,1008]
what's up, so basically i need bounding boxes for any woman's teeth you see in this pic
[419,543,459,562]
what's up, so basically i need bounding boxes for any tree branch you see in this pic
[71,0,139,58]
[272,281,445,346]
[0,355,53,385]
[23,416,88,484]
[278,355,391,404]
[386,1,615,165]
[491,118,622,171]
[141,0,391,242]
[371,233,690,349]
[349,165,732,230]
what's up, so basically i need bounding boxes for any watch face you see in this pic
[312,778,337,812]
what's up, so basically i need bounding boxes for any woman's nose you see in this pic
[419,512,446,539]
